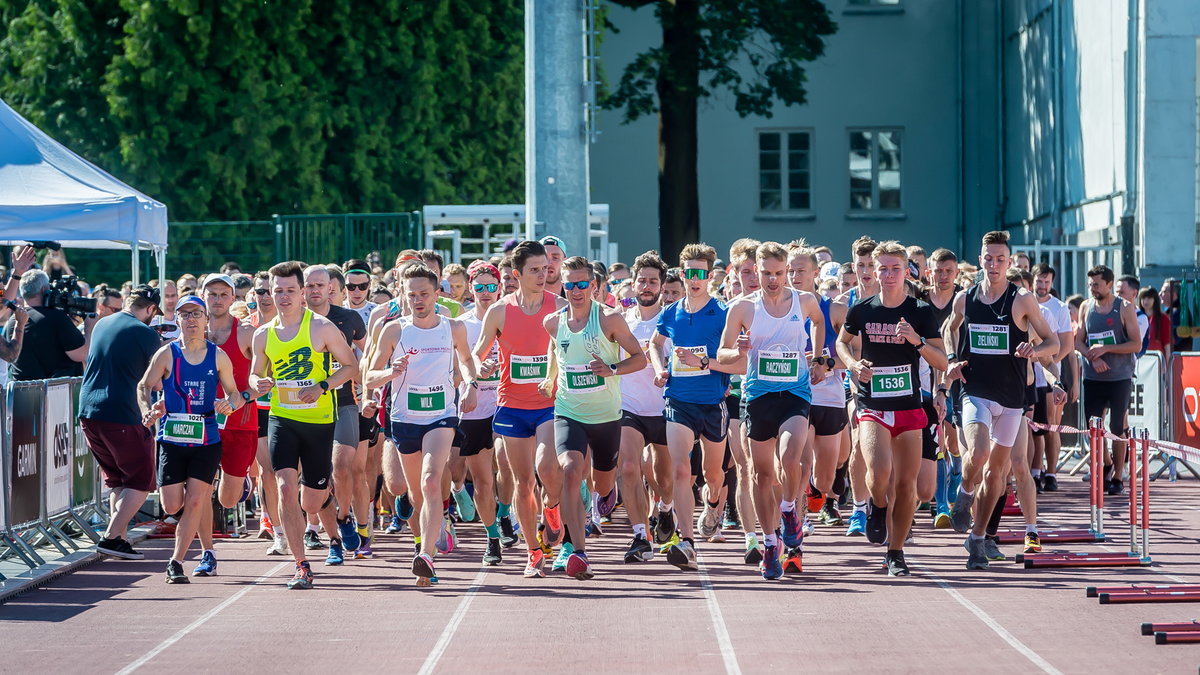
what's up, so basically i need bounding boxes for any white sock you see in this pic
[1031,469,1042,479]
[780,499,796,513]
[1025,524,1038,534]
[968,532,983,541]
[1045,473,1056,479]
[764,532,778,547]
[958,486,974,498]
[204,548,215,557]
[632,523,647,537]
[658,501,673,513]
[305,523,319,534]
[853,500,867,515]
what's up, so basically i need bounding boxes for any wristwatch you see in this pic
[318,380,330,392]
[608,363,618,375]
[699,356,710,370]
[240,391,252,402]
[946,351,958,362]
[916,336,929,350]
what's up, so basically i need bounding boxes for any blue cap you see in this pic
[176,295,206,311]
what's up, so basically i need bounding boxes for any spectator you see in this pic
[442,263,469,305]
[1116,274,1148,355]
[93,285,124,319]
[220,261,242,274]
[608,262,631,284]
[11,270,95,380]
[78,285,162,560]
[1139,286,1172,358]
[150,280,180,339]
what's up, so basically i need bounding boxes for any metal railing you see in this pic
[1020,243,1122,298]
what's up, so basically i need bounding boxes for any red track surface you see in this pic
[3,479,1200,673]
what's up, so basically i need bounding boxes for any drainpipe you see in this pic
[956,0,965,255]
[996,0,1007,239]
[1121,0,1139,272]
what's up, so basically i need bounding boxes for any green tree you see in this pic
[602,0,836,257]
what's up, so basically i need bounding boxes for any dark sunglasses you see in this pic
[253,288,269,295]
[563,280,592,291]
[345,282,370,291]
[682,268,710,280]
[473,283,499,293]
[620,297,637,308]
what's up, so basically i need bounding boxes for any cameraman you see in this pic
[11,269,95,381]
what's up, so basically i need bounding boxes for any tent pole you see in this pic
[157,249,165,290]
[130,245,139,286]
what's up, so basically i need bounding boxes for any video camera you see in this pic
[46,275,96,317]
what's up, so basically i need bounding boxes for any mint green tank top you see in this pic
[553,302,622,424]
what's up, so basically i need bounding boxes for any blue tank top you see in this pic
[158,341,220,446]
[805,296,837,356]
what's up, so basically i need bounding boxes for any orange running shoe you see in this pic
[783,546,803,574]
[543,505,563,546]
[523,548,546,578]
[806,492,825,517]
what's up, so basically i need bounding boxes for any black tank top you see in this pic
[959,282,1028,408]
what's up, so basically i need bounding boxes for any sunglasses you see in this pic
[620,297,637,308]
[563,280,592,291]
[473,283,499,293]
[682,268,710,280]
[345,282,370,291]
[177,309,206,320]
[253,288,269,295]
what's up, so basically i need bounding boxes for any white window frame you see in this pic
[848,127,903,213]
[756,128,814,216]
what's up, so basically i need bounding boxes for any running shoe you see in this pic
[865,501,888,545]
[412,552,436,580]
[287,562,314,590]
[193,550,218,577]
[256,526,274,540]
[565,551,595,580]
[98,537,144,560]
[722,501,740,530]
[600,513,613,526]
[597,488,618,518]
[499,515,519,548]
[543,506,563,547]
[266,535,289,556]
[658,531,681,555]
[653,509,676,545]
[452,487,477,523]
[780,509,803,548]
[624,535,654,563]
[806,488,824,517]
[819,502,842,526]
[965,537,990,570]
[303,530,326,550]
[586,518,604,538]
[666,539,698,571]
[802,516,816,537]
[552,542,575,572]
[1042,475,1058,492]
[845,510,867,537]
[436,518,456,554]
[483,538,503,566]
[325,540,345,566]
[337,517,360,552]
[744,537,764,565]
[885,550,910,577]
[1023,531,1042,554]
[933,507,952,530]
[707,530,726,544]
[385,514,404,534]
[1107,478,1124,496]
[782,546,803,574]
[982,536,1006,561]
[949,490,973,533]
[165,560,189,584]
[396,494,414,521]
[524,549,547,578]
[761,543,783,580]
[355,538,374,559]
[537,528,553,556]
[697,485,720,539]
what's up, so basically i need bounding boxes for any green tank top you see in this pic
[265,309,335,424]
[554,302,622,424]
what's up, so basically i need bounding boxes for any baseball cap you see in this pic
[820,261,841,280]
[539,235,566,254]
[176,295,207,311]
[201,273,236,291]
[129,284,161,308]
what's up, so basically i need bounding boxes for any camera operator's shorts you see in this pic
[81,418,156,493]
[218,428,257,478]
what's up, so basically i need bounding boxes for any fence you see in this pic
[274,212,423,269]
[1020,243,1122,298]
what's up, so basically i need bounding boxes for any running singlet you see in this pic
[158,341,220,446]
[460,311,499,421]
[842,294,939,412]
[553,303,622,424]
[958,283,1028,408]
[347,301,376,326]
[265,309,334,424]
[323,305,367,408]
[250,312,272,411]
[1082,298,1135,382]
[216,321,256,432]
[743,289,812,402]
[496,291,559,409]
[388,316,457,425]
[809,295,844,408]
[621,307,668,416]
[656,297,729,405]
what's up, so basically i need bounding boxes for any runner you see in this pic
[137,295,246,583]
[719,241,828,579]
[472,240,566,577]
[722,248,761,564]
[249,261,361,589]
[836,241,947,576]
[1031,263,1075,492]
[923,249,961,528]
[540,236,567,297]
[343,259,378,325]
[246,272,288,552]
[648,243,737,571]
[541,256,646,579]
[942,231,1058,570]
[837,236,881,537]
[617,251,672,564]
[365,262,479,585]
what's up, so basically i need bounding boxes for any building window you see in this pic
[849,129,902,211]
[758,130,811,213]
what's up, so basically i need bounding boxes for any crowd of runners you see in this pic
[70,230,1156,588]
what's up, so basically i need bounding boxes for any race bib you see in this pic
[757,350,801,382]
[162,413,206,445]
[564,364,607,393]
[510,354,549,384]
[1088,330,1116,346]
[216,412,226,430]
[869,365,913,399]
[968,323,1009,356]
[671,346,709,378]
[276,379,317,410]
[406,384,449,417]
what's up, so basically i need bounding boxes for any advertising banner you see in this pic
[1129,352,1163,440]
[71,380,94,506]
[44,383,73,515]
[9,384,44,525]
[1172,353,1200,447]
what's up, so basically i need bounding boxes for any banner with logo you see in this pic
[1173,353,1200,447]
[71,380,94,507]
[9,384,44,525]
[1129,352,1163,440]
[44,383,73,515]
[0,392,7,528]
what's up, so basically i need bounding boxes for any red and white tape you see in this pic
[1025,421,1200,463]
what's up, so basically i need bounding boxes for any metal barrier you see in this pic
[421,204,616,265]
[1023,243,1122,298]
[275,212,423,267]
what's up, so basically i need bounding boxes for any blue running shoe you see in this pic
[396,494,414,521]
[552,542,575,572]
[761,543,783,580]
[338,517,361,552]
[780,509,803,548]
[193,550,218,577]
[385,514,403,534]
[452,487,477,523]
[325,540,345,566]
[846,510,867,536]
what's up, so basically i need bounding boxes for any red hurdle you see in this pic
[1089,585,1200,598]
[1154,631,1200,645]
[1100,590,1200,604]
[1142,621,1200,635]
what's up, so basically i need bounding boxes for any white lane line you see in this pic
[696,554,742,675]
[1097,543,1189,583]
[417,566,489,675]
[916,564,1062,675]
[116,561,290,675]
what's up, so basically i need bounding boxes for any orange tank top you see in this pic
[497,290,558,410]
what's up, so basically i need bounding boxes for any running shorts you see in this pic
[268,416,335,490]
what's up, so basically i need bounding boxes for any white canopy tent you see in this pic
[0,98,168,284]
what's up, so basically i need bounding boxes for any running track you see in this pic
[3,479,1199,673]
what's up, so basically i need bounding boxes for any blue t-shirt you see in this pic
[79,312,162,425]
[656,297,730,405]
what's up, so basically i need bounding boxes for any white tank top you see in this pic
[459,311,499,420]
[743,289,812,402]
[621,307,669,416]
[388,316,457,424]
